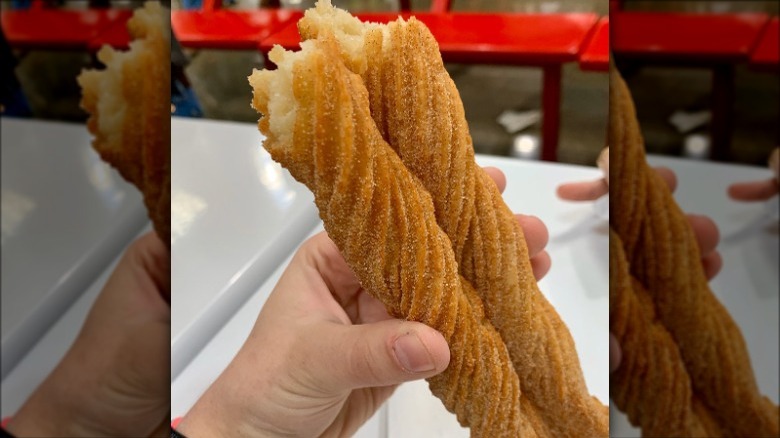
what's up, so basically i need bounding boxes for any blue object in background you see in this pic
[2,89,33,118]
[170,28,202,117]
[172,79,203,118]
[1,26,32,117]
[10,0,32,9]
[181,0,236,8]
[10,0,71,8]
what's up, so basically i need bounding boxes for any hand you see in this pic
[727,148,779,201]
[178,167,551,437]
[556,151,722,373]
[6,232,171,438]
[556,147,609,201]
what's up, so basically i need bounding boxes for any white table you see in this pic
[171,119,608,436]
[609,155,780,437]
[171,117,320,376]
[1,118,148,379]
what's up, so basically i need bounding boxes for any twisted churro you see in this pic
[249,36,529,437]
[610,67,778,437]
[77,2,170,247]
[297,2,607,436]
[610,228,721,437]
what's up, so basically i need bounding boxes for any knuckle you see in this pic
[347,334,385,385]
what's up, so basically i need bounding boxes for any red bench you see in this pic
[172,8,303,50]
[260,13,598,161]
[170,0,449,51]
[87,16,132,51]
[579,16,609,71]
[612,12,770,161]
[1,8,132,51]
[613,12,768,63]
[750,16,779,72]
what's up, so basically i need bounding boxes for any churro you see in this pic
[77,1,170,247]
[610,66,778,437]
[610,228,720,437]
[296,2,607,436]
[249,36,530,437]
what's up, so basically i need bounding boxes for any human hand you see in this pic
[178,167,551,437]
[727,148,779,201]
[557,147,610,201]
[6,232,171,438]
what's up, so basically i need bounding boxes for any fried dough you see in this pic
[77,1,170,247]
[249,36,530,437]
[296,2,607,436]
[610,66,779,437]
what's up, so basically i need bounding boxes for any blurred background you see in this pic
[1,1,149,119]
[172,0,609,164]
[3,0,610,165]
[4,1,777,165]
[613,0,779,165]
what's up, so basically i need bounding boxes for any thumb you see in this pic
[311,319,450,392]
[597,146,609,185]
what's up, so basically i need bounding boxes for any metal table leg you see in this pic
[541,64,562,162]
[710,64,735,161]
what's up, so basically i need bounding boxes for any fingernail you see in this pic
[393,332,436,373]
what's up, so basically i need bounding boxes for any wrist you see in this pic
[5,391,94,437]
[5,351,112,437]
[179,375,286,438]
[177,389,239,438]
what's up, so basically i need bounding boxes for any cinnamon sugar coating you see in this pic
[250,37,530,437]
[78,2,171,247]
[297,2,607,436]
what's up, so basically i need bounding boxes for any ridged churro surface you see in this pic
[249,37,528,437]
[611,229,721,437]
[610,67,779,437]
[77,2,171,247]
[298,2,607,436]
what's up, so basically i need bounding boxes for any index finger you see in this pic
[654,167,677,193]
[556,179,608,201]
[728,179,779,201]
[483,166,507,194]
[302,231,363,304]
